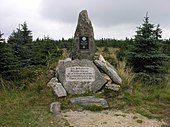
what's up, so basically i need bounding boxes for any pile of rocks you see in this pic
[47,56,122,97]
[47,10,122,113]
[48,56,122,113]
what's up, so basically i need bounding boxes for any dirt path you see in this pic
[62,110,166,127]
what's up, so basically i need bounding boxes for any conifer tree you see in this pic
[128,13,169,84]
[0,32,20,80]
[0,31,4,42]
[8,22,33,67]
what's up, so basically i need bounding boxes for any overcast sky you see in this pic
[0,0,170,40]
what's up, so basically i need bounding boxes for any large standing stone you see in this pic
[70,96,109,108]
[57,59,107,94]
[70,10,96,60]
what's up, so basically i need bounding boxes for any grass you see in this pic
[0,46,170,126]
[101,48,170,124]
[116,60,135,89]
[162,125,170,127]
[81,105,104,112]
[0,88,72,127]
[0,64,72,127]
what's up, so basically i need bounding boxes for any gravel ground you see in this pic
[62,110,166,127]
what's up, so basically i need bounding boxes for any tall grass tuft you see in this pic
[116,60,135,88]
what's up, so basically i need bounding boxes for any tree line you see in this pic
[0,15,170,88]
[0,22,64,82]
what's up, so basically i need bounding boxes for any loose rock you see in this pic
[47,77,59,88]
[47,77,67,97]
[70,96,109,108]
[94,60,122,85]
[50,102,61,114]
[105,83,120,91]
[52,83,67,97]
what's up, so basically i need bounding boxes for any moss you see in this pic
[136,119,143,123]
[82,105,104,112]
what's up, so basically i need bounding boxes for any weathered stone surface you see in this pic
[50,102,61,114]
[47,77,58,87]
[55,58,72,77]
[99,54,106,63]
[57,59,107,94]
[52,83,67,97]
[70,96,109,108]
[94,60,122,85]
[47,77,67,97]
[102,73,121,91]
[70,10,96,60]
[105,83,120,91]
[102,73,112,83]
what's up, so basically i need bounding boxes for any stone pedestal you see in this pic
[57,59,107,94]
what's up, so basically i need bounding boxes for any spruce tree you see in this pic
[8,22,33,67]
[0,33,20,80]
[0,31,4,42]
[128,14,169,84]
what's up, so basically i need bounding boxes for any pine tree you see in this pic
[0,33,20,80]
[32,37,63,66]
[128,13,169,84]
[0,31,4,42]
[8,22,33,67]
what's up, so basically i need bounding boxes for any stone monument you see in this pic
[48,10,122,97]
[71,10,96,60]
[48,10,123,110]
[55,10,107,94]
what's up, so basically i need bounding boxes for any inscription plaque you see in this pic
[65,66,95,82]
[79,36,89,50]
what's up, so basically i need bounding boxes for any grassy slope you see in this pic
[98,47,170,125]
[0,47,169,127]
[0,64,71,127]
[0,88,71,127]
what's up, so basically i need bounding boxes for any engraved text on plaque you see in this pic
[65,67,95,82]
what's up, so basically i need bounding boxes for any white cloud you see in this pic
[0,0,170,40]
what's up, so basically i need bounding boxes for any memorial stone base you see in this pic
[57,59,107,94]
